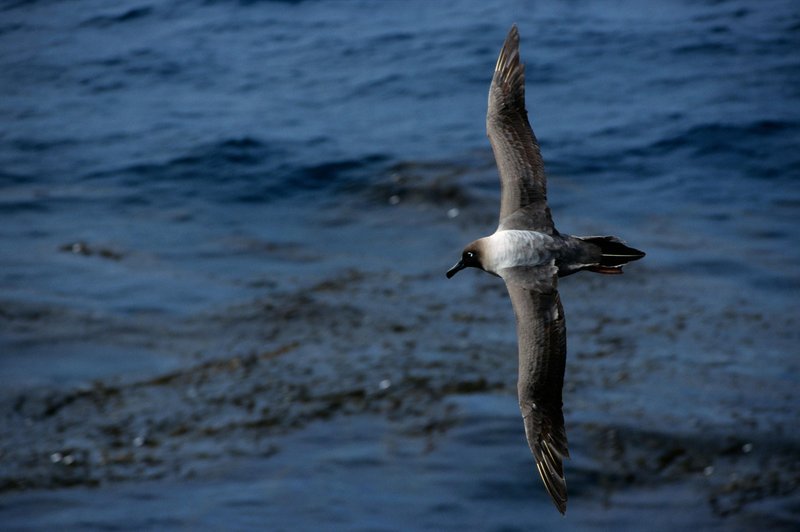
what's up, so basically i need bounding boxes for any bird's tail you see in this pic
[578,236,645,274]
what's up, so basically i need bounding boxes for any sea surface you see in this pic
[1,0,799,530]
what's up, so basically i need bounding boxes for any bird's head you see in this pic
[446,242,485,278]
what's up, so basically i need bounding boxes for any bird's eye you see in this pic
[465,251,476,260]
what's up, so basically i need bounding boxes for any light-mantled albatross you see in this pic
[446,25,645,514]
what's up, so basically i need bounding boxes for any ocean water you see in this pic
[1,0,799,530]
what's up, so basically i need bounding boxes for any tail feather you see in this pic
[579,236,645,274]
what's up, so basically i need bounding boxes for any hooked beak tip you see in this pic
[446,260,465,279]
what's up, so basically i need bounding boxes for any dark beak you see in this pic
[446,259,466,279]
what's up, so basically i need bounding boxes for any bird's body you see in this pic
[446,25,645,514]
[479,230,554,273]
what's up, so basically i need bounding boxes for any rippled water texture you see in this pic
[1,0,799,530]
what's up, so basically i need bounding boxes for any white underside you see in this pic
[484,230,555,273]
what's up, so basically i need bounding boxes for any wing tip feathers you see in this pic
[495,24,520,75]
[492,24,526,104]
[533,440,568,514]
[524,410,569,514]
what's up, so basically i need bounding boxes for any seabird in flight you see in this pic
[446,24,645,514]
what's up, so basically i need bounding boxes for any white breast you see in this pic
[485,230,554,272]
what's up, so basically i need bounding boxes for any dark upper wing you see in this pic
[487,25,555,234]
[502,265,569,514]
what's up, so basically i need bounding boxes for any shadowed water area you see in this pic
[1,0,799,530]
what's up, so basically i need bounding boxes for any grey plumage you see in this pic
[446,24,645,514]
[507,273,569,513]
[488,25,554,234]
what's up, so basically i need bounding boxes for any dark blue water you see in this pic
[1,0,799,530]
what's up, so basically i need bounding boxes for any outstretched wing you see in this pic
[503,266,569,514]
[487,25,555,234]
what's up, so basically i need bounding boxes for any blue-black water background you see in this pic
[1,0,799,530]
